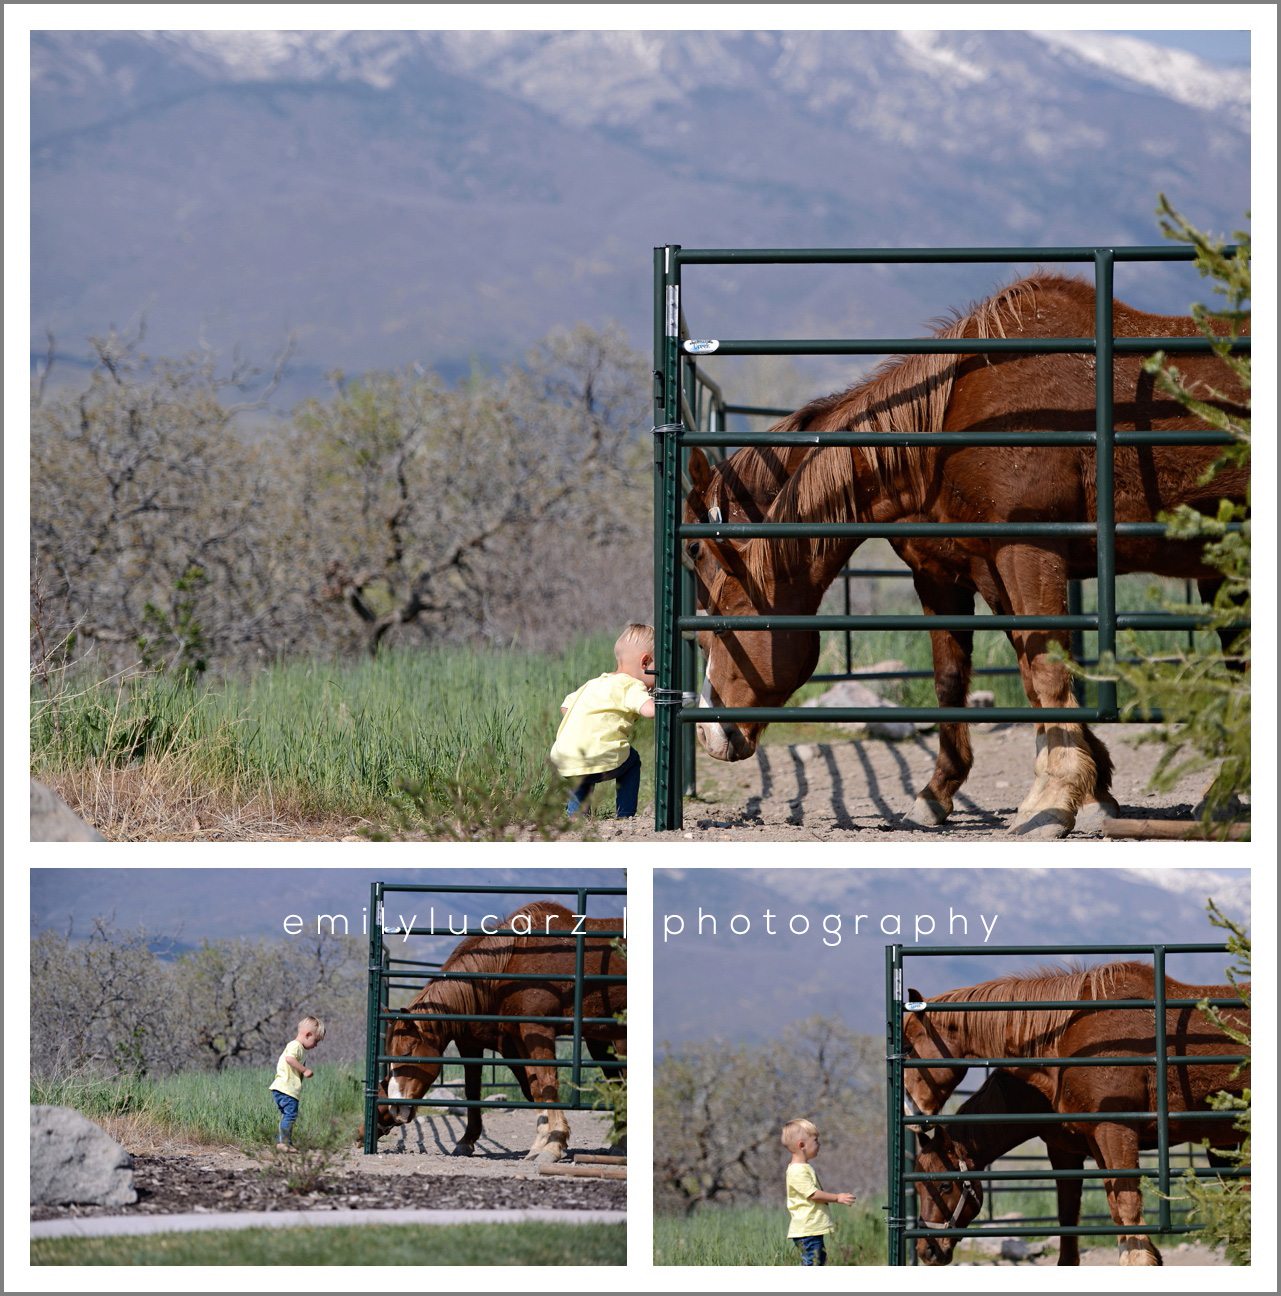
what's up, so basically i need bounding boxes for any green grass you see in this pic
[29,575,1217,834]
[31,1064,364,1147]
[31,1222,626,1266]
[30,635,652,830]
[654,1202,886,1266]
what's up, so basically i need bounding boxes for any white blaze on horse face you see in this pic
[696,668,740,761]
[387,1070,408,1101]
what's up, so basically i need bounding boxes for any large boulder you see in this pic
[801,679,928,740]
[30,780,104,841]
[30,1105,136,1206]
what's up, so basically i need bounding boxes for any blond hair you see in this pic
[298,1015,327,1040]
[614,623,654,659]
[781,1117,818,1149]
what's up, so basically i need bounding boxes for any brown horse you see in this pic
[683,273,1248,837]
[373,901,625,1162]
[901,961,1248,1265]
[913,1069,1090,1266]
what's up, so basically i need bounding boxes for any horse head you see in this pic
[683,447,821,761]
[901,990,969,1126]
[373,1009,448,1138]
[911,1125,985,1266]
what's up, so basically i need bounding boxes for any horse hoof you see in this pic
[451,1143,476,1157]
[536,1145,567,1164]
[1011,808,1074,839]
[1073,800,1117,833]
[903,797,949,828]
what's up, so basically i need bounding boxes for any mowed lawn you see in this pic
[32,1221,626,1266]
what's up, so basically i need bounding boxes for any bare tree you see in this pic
[30,918,178,1077]
[654,1018,883,1215]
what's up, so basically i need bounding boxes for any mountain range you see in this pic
[654,866,1250,1041]
[30,29,1251,403]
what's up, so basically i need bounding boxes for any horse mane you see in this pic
[748,272,1087,582]
[409,900,576,1021]
[931,959,1148,1058]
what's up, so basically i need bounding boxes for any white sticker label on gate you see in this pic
[903,1000,928,1012]
[684,339,720,354]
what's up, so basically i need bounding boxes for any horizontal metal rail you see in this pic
[381,970,626,983]
[378,1010,620,1026]
[902,1054,1246,1067]
[903,998,1241,1011]
[679,613,1235,631]
[373,883,626,896]
[901,1223,1200,1241]
[378,1096,605,1112]
[376,1053,623,1069]
[908,1166,1248,1183]
[905,942,1234,956]
[680,521,1243,539]
[687,707,1131,724]
[680,336,1246,357]
[684,429,1239,448]
[904,1110,1240,1125]
[674,244,1238,264]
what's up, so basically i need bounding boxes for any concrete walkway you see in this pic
[33,1208,625,1239]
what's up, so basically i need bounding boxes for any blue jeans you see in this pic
[272,1090,299,1143]
[566,747,641,818]
[792,1235,828,1266]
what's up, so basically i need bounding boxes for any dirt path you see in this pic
[32,1111,624,1222]
[599,722,1239,842]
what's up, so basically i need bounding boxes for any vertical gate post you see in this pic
[653,244,685,829]
[363,881,384,1154]
[1153,945,1171,1230]
[885,943,906,1265]
[1094,250,1119,720]
[571,887,587,1098]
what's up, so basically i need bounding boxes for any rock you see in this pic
[802,680,886,710]
[866,719,918,741]
[967,690,996,708]
[31,1105,136,1206]
[30,780,105,842]
[1000,1238,1038,1260]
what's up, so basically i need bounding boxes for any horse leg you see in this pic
[510,1063,554,1157]
[518,1030,570,1163]
[904,576,975,827]
[1049,1145,1085,1266]
[1091,1125,1162,1266]
[994,545,1104,838]
[452,1055,484,1156]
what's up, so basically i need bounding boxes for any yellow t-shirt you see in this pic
[550,673,652,777]
[786,1162,833,1237]
[270,1040,306,1098]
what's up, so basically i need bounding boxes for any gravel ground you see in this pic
[598,722,1240,842]
[32,1110,624,1222]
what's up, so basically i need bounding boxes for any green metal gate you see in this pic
[362,880,626,1154]
[651,245,1247,830]
[884,941,1249,1264]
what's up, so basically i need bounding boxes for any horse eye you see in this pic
[689,542,701,560]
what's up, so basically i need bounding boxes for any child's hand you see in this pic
[835,1192,856,1206]
[303,1068,314,1078]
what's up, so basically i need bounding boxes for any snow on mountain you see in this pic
[30,29,1250,398]
[1031,30,1250,123]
